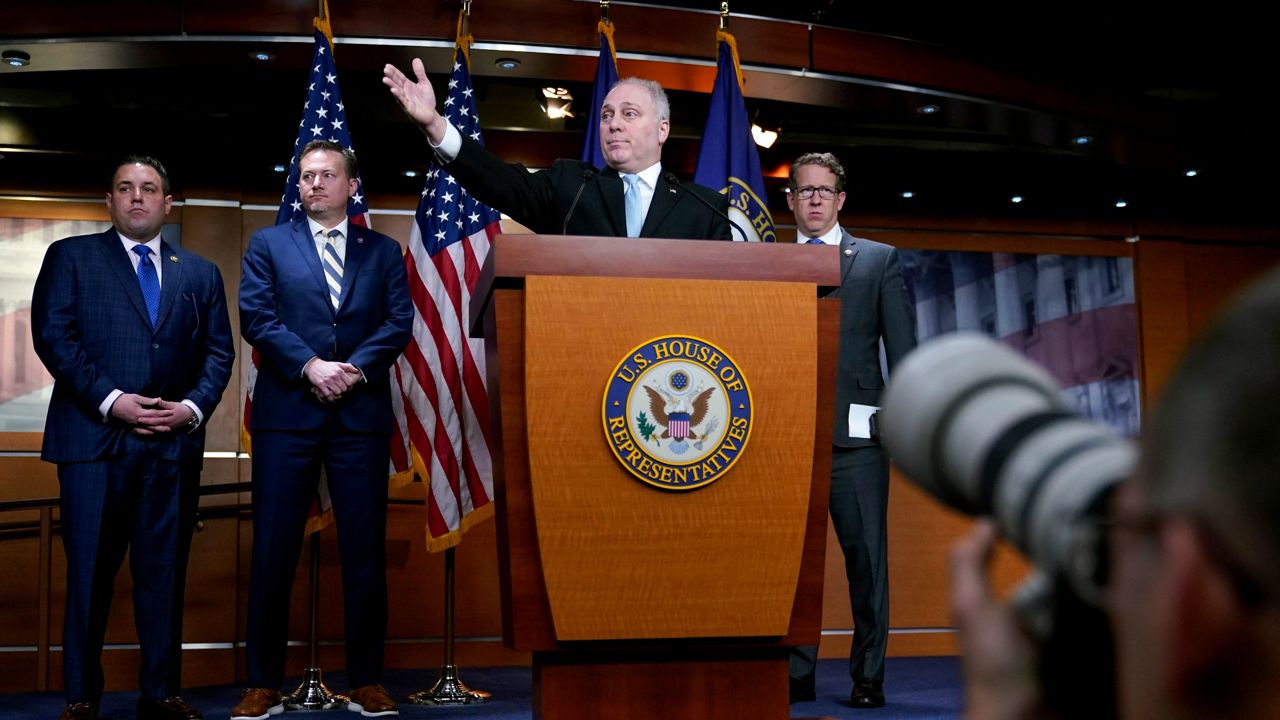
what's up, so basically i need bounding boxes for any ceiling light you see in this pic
[1184,169,1199,177]
[1125,235,1140,243]
[916,104,941,115]
[541,87,574,119]
[495,58,520,71]
[1071,135,1093,146]
[2,50,31,68]
[900,191,915,199]
[402,170,419,178]
[272,164,286,173]
[249,50,275,62]
[750,124,778,148]
[1115,199,1128,208]
[1010,195,1024,204]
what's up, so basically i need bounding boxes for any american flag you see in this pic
[391,45,499,552]
[242,20,367,534]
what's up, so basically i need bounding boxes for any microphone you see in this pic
[562,167,598,235]
[662,172,749,241]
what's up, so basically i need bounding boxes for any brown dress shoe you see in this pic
[347,685,398,717]
[229,689,283,720]
[137,696,202,720]
[58,703,97,720]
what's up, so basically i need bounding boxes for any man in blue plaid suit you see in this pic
[31,156,234,720]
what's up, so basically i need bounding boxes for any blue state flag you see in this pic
[581,19,619,169]
[693,31,775,242]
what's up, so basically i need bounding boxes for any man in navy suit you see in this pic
[785,153,916,709]
[233,141,413,720]
[384,59,730,241]
[31,156,235,720]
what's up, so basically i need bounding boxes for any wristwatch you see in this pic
[185,411,200,433]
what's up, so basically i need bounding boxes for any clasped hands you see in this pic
[110,394,194,435]
[305,358,362,404]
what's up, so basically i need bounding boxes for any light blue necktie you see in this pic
[806,237,825,245]
[132,245,160,327]
[623,174,643,238]
[321,229,343,311]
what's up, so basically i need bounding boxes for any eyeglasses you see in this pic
[791,185,839,200]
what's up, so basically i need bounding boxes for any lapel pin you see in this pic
[668,188,677,194]
[169,255,179,263]
[844,248,854,257]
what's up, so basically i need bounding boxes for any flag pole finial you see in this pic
[719,1,729,30]
[600,0,609,23]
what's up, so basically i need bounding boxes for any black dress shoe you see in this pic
[849,678,885,708]
[136,696,203,720]
[789,675,816,703]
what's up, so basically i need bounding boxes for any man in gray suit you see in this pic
[786,153,916,708]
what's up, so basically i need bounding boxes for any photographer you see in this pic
[950,267,1280,720]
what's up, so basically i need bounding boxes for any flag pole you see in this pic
[408,547,491,705]
[282,530,348,710]
[406,0,491,705]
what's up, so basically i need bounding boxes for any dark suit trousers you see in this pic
[245,422,390,689]
[58,438,199,704]
[791,445,890,684]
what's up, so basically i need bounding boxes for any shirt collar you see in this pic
[307,216,350,240]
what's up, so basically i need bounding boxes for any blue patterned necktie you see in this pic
[132,245,160,327]
[322,229,343,311]
[806,237,825,245]
[623,174,643,238]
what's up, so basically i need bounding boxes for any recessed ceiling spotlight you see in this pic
[2,50,32,68]
[402,170,419,178]
[1184,169,1199,177]
[1010,195,1024,204]
[495,57,520,70]
[272,164,286,173]
[750,123,778,148]
[916,104,941,115]
[1071,135,1093,146]
[900,191,915,199]
[1115,199,1128,208]
[249,50,275,62]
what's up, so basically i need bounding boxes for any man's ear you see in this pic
[657,119,670,145]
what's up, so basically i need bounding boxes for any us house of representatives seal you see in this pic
[602,335,754,490]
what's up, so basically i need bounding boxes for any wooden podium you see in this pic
[473,235,841,719]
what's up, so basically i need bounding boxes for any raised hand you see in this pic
[383,58,448,145]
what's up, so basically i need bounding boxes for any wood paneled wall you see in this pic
[2,192,1278,691]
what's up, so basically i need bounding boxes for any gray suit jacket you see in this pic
[830,230,916,449]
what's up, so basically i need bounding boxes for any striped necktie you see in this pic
[132,245,160,327]
[322,229,343,311]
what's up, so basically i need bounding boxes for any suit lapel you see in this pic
[289,221,332,313]
[640,172,680,237]
[839,230,860,288]
[338,225,368,313]
[100,230,156,329]
[595,168,627,237]
[153,240,183,330]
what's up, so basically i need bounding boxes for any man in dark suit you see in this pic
[785,153,916,708]
[31,156,235,720]
[383,59,730,241]
[233,140,413,720]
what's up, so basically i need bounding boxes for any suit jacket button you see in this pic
[152,343,160,349]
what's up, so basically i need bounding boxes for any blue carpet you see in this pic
[2,657,960,719]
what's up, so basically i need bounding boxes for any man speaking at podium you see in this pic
[384,59,730,241]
